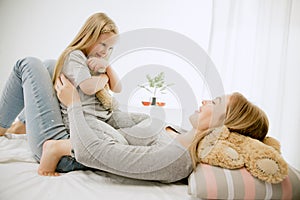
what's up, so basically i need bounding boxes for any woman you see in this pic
[0,57,269,182]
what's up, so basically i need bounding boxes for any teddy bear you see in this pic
[196,125,288,184]
[95,84,118,111]
[90,69,119,111]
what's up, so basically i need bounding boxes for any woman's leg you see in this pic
[0,127,6,136]
[38,139,72,176]
[0,59,26,132]
[14,58,67,158]
[3,59,56,135]
[5,120,26,134]
[0,57,89,172]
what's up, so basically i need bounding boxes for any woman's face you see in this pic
[189,95,230,131]
[86,32,117,59]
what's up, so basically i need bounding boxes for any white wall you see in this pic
[0,0,212,92]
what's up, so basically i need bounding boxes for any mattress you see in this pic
[0,134,192,200]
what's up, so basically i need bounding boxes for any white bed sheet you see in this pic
[0,134,192,200]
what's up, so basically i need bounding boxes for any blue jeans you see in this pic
[0,57,89,172]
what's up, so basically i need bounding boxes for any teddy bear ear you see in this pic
[263,137,281,153]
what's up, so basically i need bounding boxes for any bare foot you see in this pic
[6,121,26,134]
[38,140,61,176]
[0,127,7,136]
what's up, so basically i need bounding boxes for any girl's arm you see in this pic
[79,74,109,95]
[106,66,122,93]
[63,51,109,96]
[87,57,122,93]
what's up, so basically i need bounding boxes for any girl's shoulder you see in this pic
[68,50,87,61]
[63,50,88,70]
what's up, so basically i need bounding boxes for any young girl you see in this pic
[38,13,148,175]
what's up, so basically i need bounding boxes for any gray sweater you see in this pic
[68,103,193,183]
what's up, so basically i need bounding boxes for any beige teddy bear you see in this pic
[90,69,118,111]
[95,84,118,111]
[196,126,288,184]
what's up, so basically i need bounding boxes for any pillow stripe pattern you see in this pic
[240,167,255,199]
[188,164,300,200]
[265,181,273,200]
[203,164,217,199]
[223,168,234,199]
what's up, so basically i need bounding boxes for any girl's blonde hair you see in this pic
[52,12,118,84]
[189,92,269,167]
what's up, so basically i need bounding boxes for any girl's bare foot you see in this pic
[38,140,61,176]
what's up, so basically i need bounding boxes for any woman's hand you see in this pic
[87,57,109,73]
[55,74,80,107]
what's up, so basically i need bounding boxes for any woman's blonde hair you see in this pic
[189,92,269,167]
[52,12,118,84]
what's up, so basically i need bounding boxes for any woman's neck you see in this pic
[175,128,198,148]
[176,128,209,149]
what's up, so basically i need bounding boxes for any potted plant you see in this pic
[138,72,174,106]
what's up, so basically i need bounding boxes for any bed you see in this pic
[0,133,191,200]
[1,133,299,200]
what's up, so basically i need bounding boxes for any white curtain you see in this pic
[208,0,300,170]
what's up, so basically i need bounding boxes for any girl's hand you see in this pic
[55,74,80,107]
[87,57,109,73]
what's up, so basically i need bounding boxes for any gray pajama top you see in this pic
[61,50,112,130]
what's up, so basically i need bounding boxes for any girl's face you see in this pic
[86,32,117,59]
[189,95,230,131]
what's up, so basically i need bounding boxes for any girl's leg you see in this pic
[117,116,165,146]
[107,110,150,129]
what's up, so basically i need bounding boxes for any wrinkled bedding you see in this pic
[0,134,191,200]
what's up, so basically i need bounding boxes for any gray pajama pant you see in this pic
[68,103,193,183]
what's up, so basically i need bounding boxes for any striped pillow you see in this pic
[188,164,300,200]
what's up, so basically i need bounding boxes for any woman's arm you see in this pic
[55,74,81,107]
